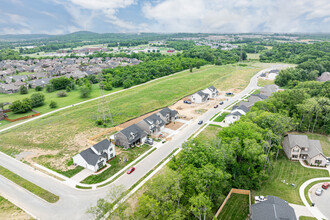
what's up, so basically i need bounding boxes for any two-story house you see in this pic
[157,107,178,124]
[191,90,209,103]
[114,124,147,149]
[72,139,115,172]
[202,86,219,99]
[136,113,165,135]
[282,134,327,166]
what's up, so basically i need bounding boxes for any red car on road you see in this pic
[127,167,135,174]
[322,182,330,189]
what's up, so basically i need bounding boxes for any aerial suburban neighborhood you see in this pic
[0,1,329,220]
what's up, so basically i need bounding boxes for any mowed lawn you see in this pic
[217,193,250,220]
[253,152,329,205]
[294,132,330,157]
[194,125,222,144]
[0,62,275,172]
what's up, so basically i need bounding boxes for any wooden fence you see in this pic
[214,188,251,218]
[87,126,122,145]
[4,110,40,122]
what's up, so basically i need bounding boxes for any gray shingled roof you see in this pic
[316,72,330,82]
[251,94,268,100]
[159,107,178,118]
[286,134,309,149]
[307,139,325,158]
[92,139,111,154]
[119,124,147,144]
[143,113,165,127]
[251,196,296,220]
[79,148,102,166]
[196,90,208,97]
[208,85,217,92]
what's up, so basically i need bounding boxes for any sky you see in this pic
[0,0,330,35]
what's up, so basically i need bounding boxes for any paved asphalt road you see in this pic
[310,184,330,219]
[0,65,285,219]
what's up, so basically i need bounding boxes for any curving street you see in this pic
[0,65,286,219]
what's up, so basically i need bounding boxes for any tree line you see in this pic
[260,42,330,87]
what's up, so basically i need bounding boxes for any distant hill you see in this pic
[0,34,54,41]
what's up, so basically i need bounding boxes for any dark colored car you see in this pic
[214,105,218,108]
[322,182,330,189]
[225,92,234,96]
[127,167,135,174]
[198,120,203,125]
[219,101,224,105]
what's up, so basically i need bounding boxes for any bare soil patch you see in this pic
[166,122,184,130]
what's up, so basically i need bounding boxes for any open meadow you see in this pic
[0,62,275,173]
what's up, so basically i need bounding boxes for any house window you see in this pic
[110,153,114,158]
[292,155,298,159]
[109,148,113,151]
[292,149,299,152]
[315,160,322,165]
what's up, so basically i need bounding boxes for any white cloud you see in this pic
[53,0,138,31]
[40,11,57,19]
[0,28,31,35]
[4,13,29,28]
[142,0,330,32]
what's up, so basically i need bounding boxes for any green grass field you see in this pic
[0,165,59,203]
[0,62,276,172]
[257,78,275,87]
[217,193,250,220]
[214,112,230,122]
[81,144,152,184]
[253,152,329,205]
[194,125,222,144]
[0,196,30,219]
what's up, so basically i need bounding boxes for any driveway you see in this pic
[0,65,289,219]
[310,183,330,219]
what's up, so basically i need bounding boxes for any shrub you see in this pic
[49,101,57,108]
[30,93,45,107]
[57,91,67,97]
[19,85,28,94]
[46,84,54,93]
[50,77,73,90]
[66,86,71,92]
[10,98,32,113]
[80,86,91,98]
[35,86,43,91]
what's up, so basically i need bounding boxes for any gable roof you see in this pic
[79,148,102,166]
[251,196,296,220]
[143,113,165,127]
[285,134,310,149]
[92,139,111,154]
[208,85,218,92]
[196,90,208,98]
[307,139,326,159]
[119,124,147,143]
[316,72,330,82]
[158,107,178,118]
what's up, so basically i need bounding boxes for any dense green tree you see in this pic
[30,93,45,107]
[19,85,28,94]
[10,98,32,113]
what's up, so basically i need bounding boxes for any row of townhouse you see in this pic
[190,86,219,103]
[224,85,279,124]
[71,107,178,172]
[114,107,178,149]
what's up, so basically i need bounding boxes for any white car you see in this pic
[315,188,323,196]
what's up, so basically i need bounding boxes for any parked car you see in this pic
[214,105,218,108]
[127,167,135,174]
[225,92,234,96]
[326,159,330,166]
[198,120,203,125]
[254,196,260,202]
[315,188,323,196]
[183,100,191,104]
[322,182,330,189]
[219,101,224,105]
[145,138,153,145]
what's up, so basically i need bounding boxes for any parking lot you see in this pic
[310,183,330,219]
